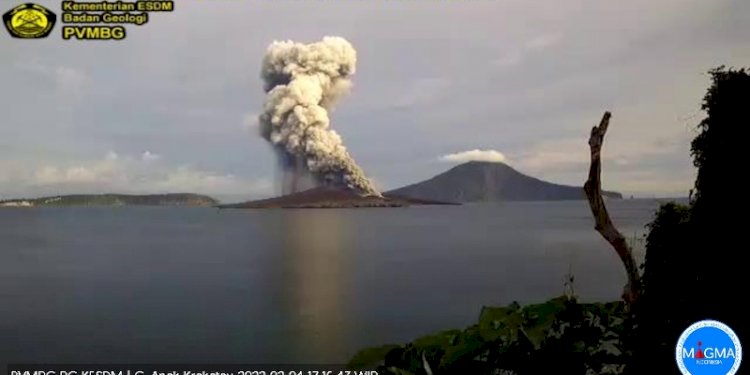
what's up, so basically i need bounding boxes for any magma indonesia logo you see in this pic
[3,3,56,39]
[676,320,743,375]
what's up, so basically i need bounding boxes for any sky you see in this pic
[1,0,748,201]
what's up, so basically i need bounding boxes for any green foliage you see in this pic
[626,202,691,374]
[693,66,748,325]
[690,67,750,211]
[630,66,750,374]
[348,297,629,375]
[641,202,691,298]
[348,344,402,370]
[687,68,748,324]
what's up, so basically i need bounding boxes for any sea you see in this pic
[0,199,678,366]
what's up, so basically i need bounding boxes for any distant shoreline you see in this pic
[0,193,218,208]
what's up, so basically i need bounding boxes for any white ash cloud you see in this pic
[258,36,379,196]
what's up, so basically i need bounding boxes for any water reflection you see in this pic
[281,210,351,361]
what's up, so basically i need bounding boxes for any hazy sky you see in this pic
[1,0,748,201]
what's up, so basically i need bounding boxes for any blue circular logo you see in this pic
[676,320,742,375]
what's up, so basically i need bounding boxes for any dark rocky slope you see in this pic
[219,186,457,209]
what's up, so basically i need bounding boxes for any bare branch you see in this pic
[584,111,640,304]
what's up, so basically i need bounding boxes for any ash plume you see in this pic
[258,36,380,196]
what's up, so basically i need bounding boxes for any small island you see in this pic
[0,193,219,208]
[218,186,458,209]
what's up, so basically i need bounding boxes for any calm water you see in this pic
[0,199,673,366]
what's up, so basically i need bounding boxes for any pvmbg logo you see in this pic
[3,3,56,38]
[676,320,742,375]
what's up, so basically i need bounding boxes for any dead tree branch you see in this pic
[584,111,640,304]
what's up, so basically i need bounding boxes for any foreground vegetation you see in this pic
[349,297,630,374]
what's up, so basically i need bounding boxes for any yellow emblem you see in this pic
[3,3,57,39]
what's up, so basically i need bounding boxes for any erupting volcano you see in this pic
[223,37,456,209]
[258,36,379,196]
[219,186,456,209]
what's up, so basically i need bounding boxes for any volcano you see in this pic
[387,161,623,202]
[218,186,457,209]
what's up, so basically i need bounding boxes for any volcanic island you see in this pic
[217,186,457,209]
